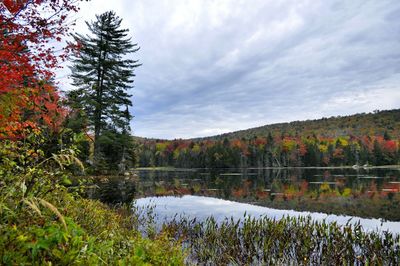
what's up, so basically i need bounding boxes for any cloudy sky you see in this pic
[60,0,400,139]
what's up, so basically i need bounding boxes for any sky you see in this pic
[59,0,400,139]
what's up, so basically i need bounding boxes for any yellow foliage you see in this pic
[320,182,331,193]
[318,144,328,153]
[156,142,168,152]
[192,144,201,153]
[342,188,352,197]
[282,139,296,152]
[337,137,348,147]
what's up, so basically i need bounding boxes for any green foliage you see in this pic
[0,132,185,265]
[68,10,140,169]
[95,129,134,172]
[62,110,91,164]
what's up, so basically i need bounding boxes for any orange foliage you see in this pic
[256,190,269,199]
[0,86,66,139]
[254,137,267,148]
[298,143,307,156]
[232,188,246,198]
[0,0,79,138]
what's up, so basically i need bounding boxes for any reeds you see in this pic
[160,215,400,265]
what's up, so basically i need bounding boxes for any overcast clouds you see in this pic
[60,0,400,139]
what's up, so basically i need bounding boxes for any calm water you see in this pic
[135,195,400,234]
[87,167,400,221]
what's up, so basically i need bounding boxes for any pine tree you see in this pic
[69,11,140,168]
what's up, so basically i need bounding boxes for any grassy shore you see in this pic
[0,188,185,265]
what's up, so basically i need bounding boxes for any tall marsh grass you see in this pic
[159,214,400,265]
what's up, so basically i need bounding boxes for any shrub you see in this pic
[0,131,185,265]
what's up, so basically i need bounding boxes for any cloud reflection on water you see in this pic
[136,195,400,234]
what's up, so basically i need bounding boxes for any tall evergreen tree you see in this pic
[69,11,140,168]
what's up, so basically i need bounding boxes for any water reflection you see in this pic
[135,195,400,234]
[86,176,136,204]
[88,167,400,220]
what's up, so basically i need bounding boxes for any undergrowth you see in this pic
[0,131,185,265]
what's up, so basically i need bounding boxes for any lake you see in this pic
[86,167,400,232]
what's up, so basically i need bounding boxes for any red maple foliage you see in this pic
[383,140,398,153]
[0,0,81,139]
[298,142,307,156]
[253,137,267,148]
[2,0,29,14]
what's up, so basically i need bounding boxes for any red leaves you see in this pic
[2,0,29,14]
[0,86,67,139]
[254,137,267,148]
[333,148,344,159]
[0,0,79,139]
[44,101,58,112]
[1,0,80,90]
[298,143,307,156]
[383,140,398,153]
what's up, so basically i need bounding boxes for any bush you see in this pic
[0,131,185,265]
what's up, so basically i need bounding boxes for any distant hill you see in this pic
[196,109,400,141]
[134,109,400,168]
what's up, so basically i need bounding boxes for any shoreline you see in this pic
[134,165,400,171]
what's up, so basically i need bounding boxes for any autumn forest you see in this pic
[136,109,400,168]
[1,0,399,265]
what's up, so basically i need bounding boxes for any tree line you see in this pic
[137,132,399,168]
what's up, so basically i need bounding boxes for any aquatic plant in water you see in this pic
[157,214,399,265]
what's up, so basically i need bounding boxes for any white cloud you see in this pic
[59,0,400,139]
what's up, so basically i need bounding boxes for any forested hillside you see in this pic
[135,109,400,168]
[204,109,400,141]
